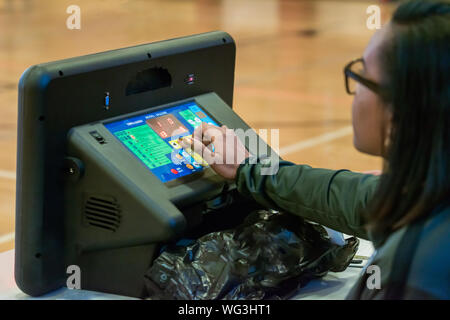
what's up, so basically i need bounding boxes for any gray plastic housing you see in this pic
[15,31,236,297]
[62,92,272,297]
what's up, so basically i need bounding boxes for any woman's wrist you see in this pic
[233,155,251,182]
[233,154,267,182]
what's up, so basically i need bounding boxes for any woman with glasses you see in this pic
[180,0,450,299]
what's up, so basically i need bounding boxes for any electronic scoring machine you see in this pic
[15,31,278,298]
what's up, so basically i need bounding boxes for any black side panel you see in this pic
[77,244,158,298]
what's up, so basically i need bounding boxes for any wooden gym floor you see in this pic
[0,0,395,252]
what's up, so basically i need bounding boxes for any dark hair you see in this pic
[367,0,450,238]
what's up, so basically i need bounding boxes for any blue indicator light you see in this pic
[104,92,110,110]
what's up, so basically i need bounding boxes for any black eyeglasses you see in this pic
[344,58,389,99]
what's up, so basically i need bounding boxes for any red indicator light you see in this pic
[185,74,195,84]
[171,169,178,174]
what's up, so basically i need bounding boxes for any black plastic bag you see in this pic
[144,209,359,300]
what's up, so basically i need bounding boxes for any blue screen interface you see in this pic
[104,102,219,183]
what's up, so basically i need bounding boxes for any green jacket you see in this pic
[235,157,450,299]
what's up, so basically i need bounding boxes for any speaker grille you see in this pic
[84,195,121,232]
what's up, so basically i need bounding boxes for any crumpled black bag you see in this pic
[144,209,359,300]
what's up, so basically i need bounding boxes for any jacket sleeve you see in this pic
[235,157,380,240]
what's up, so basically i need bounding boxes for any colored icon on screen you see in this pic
[169,139,182,149]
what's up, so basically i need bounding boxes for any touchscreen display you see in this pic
[104,102,219,183]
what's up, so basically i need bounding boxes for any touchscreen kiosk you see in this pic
[15,31,278,298]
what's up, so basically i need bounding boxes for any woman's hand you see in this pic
[178,123,250,180]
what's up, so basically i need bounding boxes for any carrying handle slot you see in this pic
[125,67,172,96]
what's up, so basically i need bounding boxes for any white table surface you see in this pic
[0,239,374,300]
